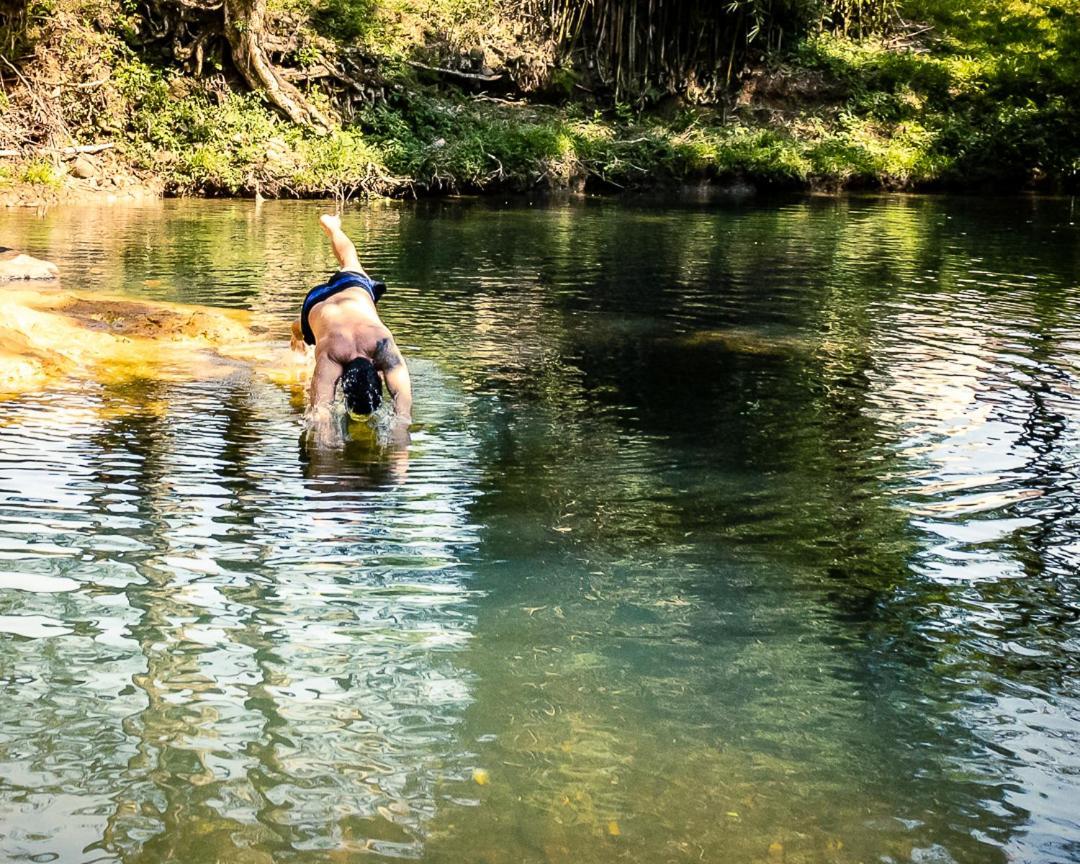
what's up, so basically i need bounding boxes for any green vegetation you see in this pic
[0,0,1076,196]
[17,158,64,188]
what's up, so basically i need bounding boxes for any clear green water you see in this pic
[0,196,1078,864]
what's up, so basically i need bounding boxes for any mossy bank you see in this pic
[1,0,1077,200]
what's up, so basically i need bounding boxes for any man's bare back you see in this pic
[293,214,412,424]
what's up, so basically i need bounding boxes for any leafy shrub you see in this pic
[20,159,61,187]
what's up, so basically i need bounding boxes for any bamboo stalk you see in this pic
[538,0,898,103]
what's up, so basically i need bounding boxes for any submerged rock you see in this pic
[676,325,818,356]
[0,285,307,399]
[0,248,59,281]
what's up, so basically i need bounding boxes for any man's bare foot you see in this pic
[319,214,341,234]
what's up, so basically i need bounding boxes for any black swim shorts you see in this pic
[300,270,387,346]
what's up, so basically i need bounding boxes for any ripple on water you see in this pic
[0,614,73,638]
[0,571,80,592]
[0,197,1078,864]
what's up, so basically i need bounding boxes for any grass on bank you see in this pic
[106,75,974,196]
[110,12,1080,196]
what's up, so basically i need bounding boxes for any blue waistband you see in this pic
[301,271,386,346]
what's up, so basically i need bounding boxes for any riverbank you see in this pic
[1,1,1077,200]
[0,177,161,209]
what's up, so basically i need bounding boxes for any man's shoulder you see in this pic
[371,331,405,369]
[318,324,394,363]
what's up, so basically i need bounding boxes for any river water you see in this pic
[0,196,1078,864]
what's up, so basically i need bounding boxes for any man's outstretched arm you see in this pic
[309,351,343,410]
[319,213,367,274]
[306,351,345,446]
[375,336,412,422]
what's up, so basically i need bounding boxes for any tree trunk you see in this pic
[222,0,332,131]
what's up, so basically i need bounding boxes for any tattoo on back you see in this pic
[374,337,403,371]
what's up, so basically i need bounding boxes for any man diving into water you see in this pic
[292,214,412,429]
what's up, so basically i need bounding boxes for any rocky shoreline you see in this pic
[0,149,162,208]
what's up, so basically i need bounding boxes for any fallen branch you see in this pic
[39,77,111,90]
[884,24,935,49]
[0,142,114,157]
[406,59,503,83]
[331,64,369,96]
[470,93,523,105]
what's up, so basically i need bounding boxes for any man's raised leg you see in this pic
[319,214,366,274]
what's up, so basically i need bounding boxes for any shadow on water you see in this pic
[0,195,1078,863]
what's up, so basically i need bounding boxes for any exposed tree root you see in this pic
[221,0,333,131]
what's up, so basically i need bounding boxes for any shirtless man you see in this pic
[292,215,412,428]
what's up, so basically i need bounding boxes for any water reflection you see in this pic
[0,195,1078,863]
[0,366,482,861]
[865,282,1080,863]
[299,427,410,489]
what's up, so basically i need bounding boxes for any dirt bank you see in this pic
[0,179,163,209]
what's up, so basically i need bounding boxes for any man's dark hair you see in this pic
[341,357,382,415]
